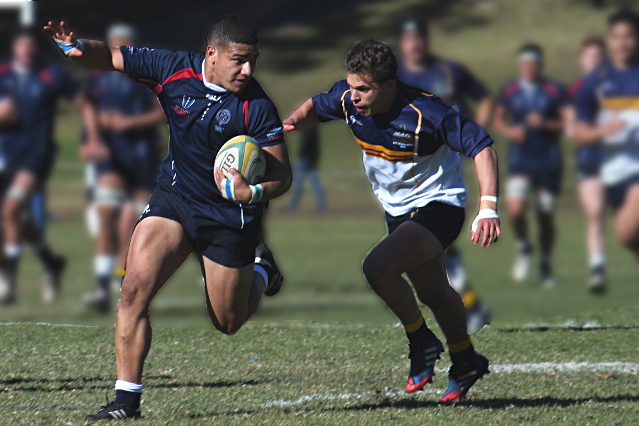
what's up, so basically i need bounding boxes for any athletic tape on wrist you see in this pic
[480,195,498,203]
[51,37,84,56]
[220,178,236,202]
[249,184,264,205]
[471,208,499,233]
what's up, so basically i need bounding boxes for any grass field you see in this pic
[1,305,638,425]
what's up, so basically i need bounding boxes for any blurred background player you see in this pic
[574,9,639,266]
[287,126,325,212]
[567,35,607,293]
[81,23,166,313]
[0,28,91,305]
[493,43,569,287]
[398,18,492,332]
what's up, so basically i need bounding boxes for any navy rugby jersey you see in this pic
[398,58,488,115]
[498,78,567,173]
[120,47,284,228]
[569,77,602,175]
[0,61,78,171]
[312,79,493,215]
[86,70,160,162]
[574,60,639,185]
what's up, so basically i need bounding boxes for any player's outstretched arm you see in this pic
[43,21,124,72]
[283,99,320,132]
[471,146,500,248]
[214,142,292,204]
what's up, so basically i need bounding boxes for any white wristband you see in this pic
[471,208,499,233]
[220,178,236,202]
[249,184,264,205]
[480,195,498,203]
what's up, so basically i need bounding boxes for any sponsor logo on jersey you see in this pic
[215,109,232,132]
[392,130,413,146]
[267,126,283,141]
[349,115,363,126]
[206,94,222,102]
[174,95,195,117]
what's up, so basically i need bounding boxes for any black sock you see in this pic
[5,255,20,285]
[406,321,438,345]
[115,390,141,410]
[97,275,110,294]
[450,344,476,367]
[34,244,56,271]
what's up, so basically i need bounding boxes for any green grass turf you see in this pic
[1,305,638,425]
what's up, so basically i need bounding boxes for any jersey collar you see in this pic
[201,60,228,93]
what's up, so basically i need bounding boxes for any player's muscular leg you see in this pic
[116,217,193,383]
[614,185,639,258]
[407,253,468,345]
[2,171,37,247]
[363,221,444,326]
[200,258,264,335]
[578,178,605,259]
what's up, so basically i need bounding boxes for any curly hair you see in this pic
[345,39,398,84]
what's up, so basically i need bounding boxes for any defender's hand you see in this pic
[282,118,296,133]
[214,168,251,204]
[43,21,83,57]
[471,210,501,247]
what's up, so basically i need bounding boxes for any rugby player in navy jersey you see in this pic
[493,44,569,287]
[398,18,493,333]
[81,24,166,313]
[574,9,639,265]
[45,15,291,421]
[566,35,607,293]
[284,39,499,402]
[0,28,91,305]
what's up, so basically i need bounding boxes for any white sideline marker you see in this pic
[263,362,639,408]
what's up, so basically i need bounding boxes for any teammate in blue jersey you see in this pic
[398,18,493,334]
[284,39,499,402]
[0,28,90,305]
[566,35,607,293]
[574,10,639,265]
[45,15,292,421]
[493,43,569,287]
[81,24,166,313]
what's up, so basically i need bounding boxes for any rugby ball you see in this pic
[214,135,266,184]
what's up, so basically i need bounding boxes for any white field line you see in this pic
[263,362,639,408]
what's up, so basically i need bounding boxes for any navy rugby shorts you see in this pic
[138,176,261,268]
[605,174,639,211]
[385,202,465,249]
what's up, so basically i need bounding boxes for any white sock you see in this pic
[95,255,116,278]
[115,380,144,393]
[589,255,605,269]
[5,244,21,258]
[254,264,269,293]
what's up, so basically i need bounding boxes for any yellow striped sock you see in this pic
[461,289,478,308]
[403,313,425,333]
[114,266,126,278]
[448,338,472,353]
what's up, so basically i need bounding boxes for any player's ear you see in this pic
[206,45,217,65]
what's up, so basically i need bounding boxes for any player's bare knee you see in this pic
[119,274,152,311]
[362,254,389,288]
[215,317,243,335]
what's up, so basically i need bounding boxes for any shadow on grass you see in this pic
[0,376,261,393]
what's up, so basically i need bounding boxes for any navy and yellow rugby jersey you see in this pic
[398,58,489,116]
[0,61,78,173]
[120,47,284,228]
[574,60,639,186]
[312,79,493,216]
[498,78,568,174]
[86,69,160,164]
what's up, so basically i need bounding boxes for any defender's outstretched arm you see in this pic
[283,99,320,132]
[44,20,124,72]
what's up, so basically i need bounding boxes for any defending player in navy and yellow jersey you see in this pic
[398,18,493,334]
[574,9,639,266]
[284,39,500,402]
[80,24,166,313]
[566,35,607,293]
[493,43,569,287]
[45,15,292,421]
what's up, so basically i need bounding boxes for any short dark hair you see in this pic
[518,42,543,58]
[581,34,605,52]
[608,8,639,33]
[12,26,40,45]
[399,18,428,38]
[206,15,259,49]
[345,39,398,84]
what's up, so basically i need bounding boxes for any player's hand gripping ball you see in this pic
[214,135,266,184]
